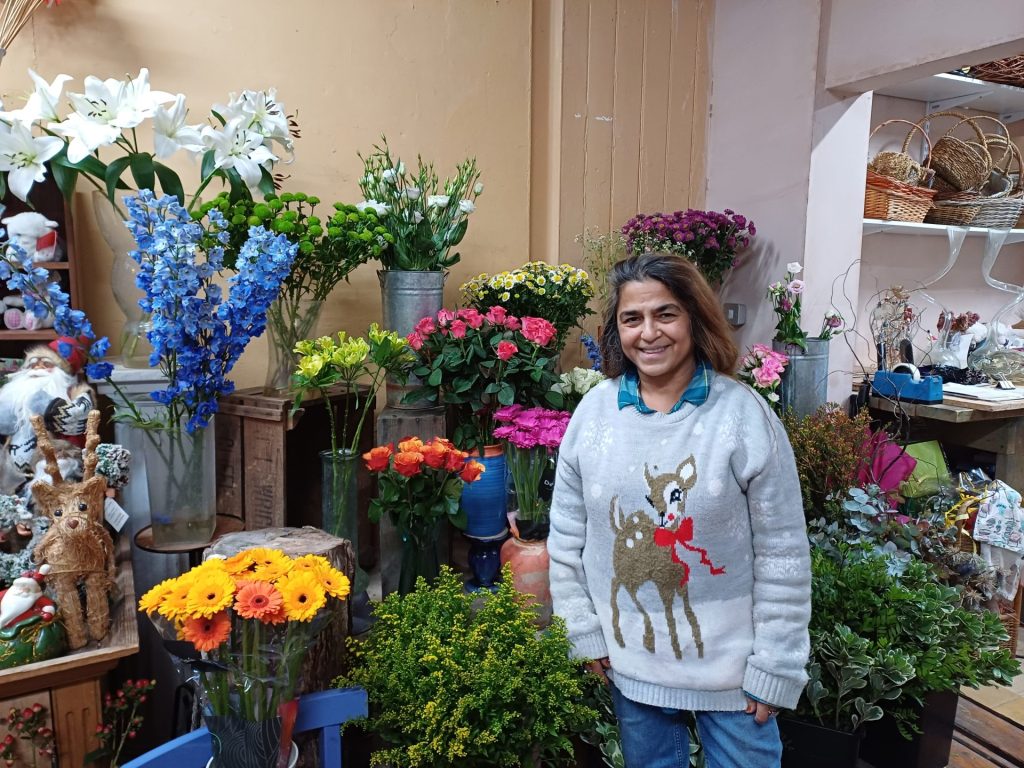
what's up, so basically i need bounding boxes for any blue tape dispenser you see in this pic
[871,363,943,404]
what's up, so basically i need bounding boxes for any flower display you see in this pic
[738,343,789,414]
[493,405,571,522]
[0,68,292,211]
[549,366,607,412]
[404,306,561,452]
[819,309,846,341]
[357,137,482,270]
[621,208,755,287]
[124,191,296,433]
[460,261,594,351]
[768,262,808,350]
[138,549,350,766]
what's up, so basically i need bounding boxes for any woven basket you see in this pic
[968,56,1024,88]
[868,119,932,186]
[971,136,1024,228]
[923,111,993,192]
[865,170,937,222]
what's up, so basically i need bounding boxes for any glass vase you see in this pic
[320,449,367,594]
[398,525,440,596]
[264,293,324,393]
[91,189,154,368]
[505,445,555,529]
[133,421,217,548]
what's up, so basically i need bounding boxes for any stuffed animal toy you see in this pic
[3,211,60,263]
[30,410,114,650]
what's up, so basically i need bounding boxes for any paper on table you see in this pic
[942,382,1024,401]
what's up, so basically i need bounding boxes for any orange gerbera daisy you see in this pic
[278,571,327,622]
[180,611,231,652]
[235,580,284,621]
[185,570,236,619]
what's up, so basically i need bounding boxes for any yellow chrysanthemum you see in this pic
[138,577,176,615]
[315,565,351,600]
[292,554,332,573]
[185,569,236,618]
[278,570,327,622]
[500,291,510,301]
[158,573,197,621]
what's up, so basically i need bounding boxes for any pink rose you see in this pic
[753,366,779,388]
[414,316,437,336]
[496,340,518,361]
[437,308,456,326]
[450,319,468,339]
[485,306,509,325]
[407,332,424,351]
[521,317,557,346]
[457,308,484,329]
[504,316,521,331]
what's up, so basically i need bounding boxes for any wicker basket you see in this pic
[968,56,1024,88]
[865,170,937,222]
[868,119,932,186]
[923,111,993,193]
[971,135,1024,228]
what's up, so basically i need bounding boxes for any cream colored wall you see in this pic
[1,1,533,388]
[3,0,712,388]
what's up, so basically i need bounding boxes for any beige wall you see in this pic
[1,0,711,388]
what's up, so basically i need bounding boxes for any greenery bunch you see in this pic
[782,404,873,515]
[358,137,482,270]
[575,229,626,312]
[338,566,596,767]
[85,679,157,768]
[460,261,594,351]
[803,547,1019,737]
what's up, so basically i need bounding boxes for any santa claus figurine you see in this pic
[0,337,94,495]
[0,564,67,669]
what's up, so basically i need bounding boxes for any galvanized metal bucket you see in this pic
[773,338,830,417]
[379,269,447,408]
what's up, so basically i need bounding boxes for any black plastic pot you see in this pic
[778,717,862,768]
[858,691,958,768]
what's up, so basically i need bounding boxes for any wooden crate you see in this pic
[0,537,138,767]
[214,386,377,566]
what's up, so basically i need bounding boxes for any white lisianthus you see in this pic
[788,279,805,294]
[356,199,390,216]
[427,194,449,208]
[474,182,484,195]
[405,186,421,201]
[152,94,204,159]
[0,122,63,201]
[409,210,424,224]
[382,168,397,183]
[786,261,803,275]
[458,199,476,214]
[397,161,405,174]
[767,392,780,403]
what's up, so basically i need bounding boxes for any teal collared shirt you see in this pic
[617,359,713,414]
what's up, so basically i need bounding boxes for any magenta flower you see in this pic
[496,340,518,361]
[449,319,468,339]
[485,305,509,325]
[520,316,556,346]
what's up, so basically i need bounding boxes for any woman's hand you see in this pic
[745,696,779,724]
[586,657,611,683]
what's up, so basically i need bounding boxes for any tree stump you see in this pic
[203,526,354,691]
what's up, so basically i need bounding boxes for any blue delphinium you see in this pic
[126,190,297,433]
[581,333,602,371]
[0,237,112,380]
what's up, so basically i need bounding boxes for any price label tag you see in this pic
[104,497,130,532]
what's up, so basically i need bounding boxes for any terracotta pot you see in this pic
[500,535,551,626]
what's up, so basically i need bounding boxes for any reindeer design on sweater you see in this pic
[609,456,725,659]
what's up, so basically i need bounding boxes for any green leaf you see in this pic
[54,151,109,179]
[200,149,218,181]
[129,153,155,192]
[427,368,443,387]
[257,166,275,197]
[49,161,76,201]
[104,156,132,203]
[153,161,186,205]
[498,383,514,405]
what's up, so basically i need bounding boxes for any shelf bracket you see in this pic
[926,90,991,112]
[1000,110,1024,125]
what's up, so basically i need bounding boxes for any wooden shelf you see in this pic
[874,72,1024,122]
[863,218,1024,244]
[33,261,69,270]
[0,329,58,341]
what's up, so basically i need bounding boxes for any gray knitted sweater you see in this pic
[548,374,811,711]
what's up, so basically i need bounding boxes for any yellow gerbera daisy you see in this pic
[223,550,257,576]
[315,565,351,600]
[159,573,197,621]
[292,554,332,573]
[247,548,293,581]
[186,569,236,618]
[138,577,176,615]
[278,570,327,622]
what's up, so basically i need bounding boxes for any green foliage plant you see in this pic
[782,404,873,515]
[803,547,1019,737]
[575,229,626,313]
[337,566,596,767]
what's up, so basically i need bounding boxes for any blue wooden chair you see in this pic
[122,687,367,767]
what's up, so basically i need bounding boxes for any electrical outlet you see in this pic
[724,302,746,327]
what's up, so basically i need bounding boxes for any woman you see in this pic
[548,252,810,768]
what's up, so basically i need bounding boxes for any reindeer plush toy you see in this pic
[30,411,114,649]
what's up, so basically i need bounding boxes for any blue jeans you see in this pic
[610,682,781,768]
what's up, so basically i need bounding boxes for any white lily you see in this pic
[152,94,204,159]
[201,117,277,189]
[116,68,174,129]
[51,109,121,163]
[0,122,63,201]
[0,70,72,126]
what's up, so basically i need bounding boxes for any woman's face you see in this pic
[616,279,694,387]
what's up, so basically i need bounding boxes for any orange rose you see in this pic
[393,451,424,477]
[460,460,485,483]
[420,440,449,469]
[444,448,469,472]
[398,436,424,453]
[363,444,394,472]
